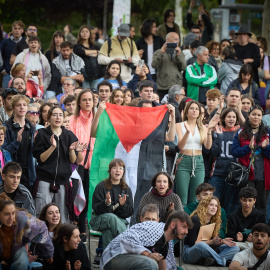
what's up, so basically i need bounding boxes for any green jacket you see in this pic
[184,201,227,239]
[185,61,217,101]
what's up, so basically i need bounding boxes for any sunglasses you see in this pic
[27,111,40,115]
[49,102,59,106]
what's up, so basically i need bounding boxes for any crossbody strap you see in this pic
[249,250,269,269]
[83,137,91,167]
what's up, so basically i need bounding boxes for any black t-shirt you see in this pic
[145,234,169,258]
[165,24,176,34]
[6,190,17,201]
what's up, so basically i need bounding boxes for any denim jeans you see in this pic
[175,155,205,206]
[209,175,240,216]
[0,247,30,270]
[104,254,158,270]
[83,79,99,89]
[2,73,11,88]
[45,90,56,99]
[183,242,240,266]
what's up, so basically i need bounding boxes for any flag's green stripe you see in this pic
[88,110,119,219]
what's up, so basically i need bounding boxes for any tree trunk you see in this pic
[262,0,270,53]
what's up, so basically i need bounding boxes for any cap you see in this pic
[118,24,130,37]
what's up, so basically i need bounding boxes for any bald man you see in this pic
[152,32,186,100]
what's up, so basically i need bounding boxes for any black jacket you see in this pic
[53,241,91,270]
[33,126,78,185]
[226,206,265,241]
[135,36,165,66]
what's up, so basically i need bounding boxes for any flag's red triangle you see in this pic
[105,103,168,153]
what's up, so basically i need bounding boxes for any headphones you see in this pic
[13,122,31,130]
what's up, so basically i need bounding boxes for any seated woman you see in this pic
[0,193,53,270]
[109,89,124,105]
[97,60,127,90]
[136,172,183,223]
[241,94,254,113]
[29,203,62,269]
[183,195,239,267]
[123,88,134,106]
[226,64,260,105]
[53,223,91,270]
[90,158,133,249]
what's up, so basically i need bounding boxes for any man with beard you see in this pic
[100,211,193,270]
[229,223,270,270]
[48,41,85,96]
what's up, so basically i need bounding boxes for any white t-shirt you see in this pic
[147,44,155,75]
[232,248,270,270]
[26,53,43,85]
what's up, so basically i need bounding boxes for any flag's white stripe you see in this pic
[114,140,141,200]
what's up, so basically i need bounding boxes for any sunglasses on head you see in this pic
[27,111,40,115]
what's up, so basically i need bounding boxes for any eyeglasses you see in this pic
[111,166,124,171]
[63,83,73,86]
[49,103,59,106]
[27,111,40,115]
[28,28,37,32]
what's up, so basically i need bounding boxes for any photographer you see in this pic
[152,32,186,100]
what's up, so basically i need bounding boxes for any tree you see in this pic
[262,0,270,52]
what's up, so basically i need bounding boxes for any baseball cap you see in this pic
[118,24,130,37]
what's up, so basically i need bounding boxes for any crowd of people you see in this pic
[1,0,270,269]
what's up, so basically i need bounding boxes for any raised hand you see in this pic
[215,124,222,134]
[168,202,174,211]
[184,122,191,133]
[96,101,106,116]
[76,142,88,152]
[249,136,255,149]
[236,232,243,242]
[69,141,79,151]
[106,191,111,205]
[50,134,57,148]
[262,137,269,148]
[119,194,127,206]
[208,117,220,130]
[74,260,82,270]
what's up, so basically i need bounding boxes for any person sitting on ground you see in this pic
[101,211,193,270]
[90,158,134,250]
[0,161,35,215]
[229,223,270,270]
[0,193,53,269]
[127,63,157,95]
[226,186,265,251]
[53,223,91,270]
[140,203,160,222]
[183,195,239,267]
[29,203,62,270]
[184,183,227,239]
[136,172,183,223]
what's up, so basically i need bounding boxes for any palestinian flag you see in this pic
[88,103,169,220]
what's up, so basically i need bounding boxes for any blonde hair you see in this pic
[11,95,30,109]
[191,195,221,238]
[183,100,205,143]
[11,63,25,78]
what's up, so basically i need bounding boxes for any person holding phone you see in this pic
[152,32,186,100]
[186,0,214,45]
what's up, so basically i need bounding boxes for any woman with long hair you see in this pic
[136,172,183,223]
[45,30,65,65]
[123,88,134,105]
[175,100,219,206]
[0,193,54,269]
[69,89,96,239]
[53,224,91,270]
[109,89,124,105]
[98,60,127,89]
[39,102,52,126]
[90,158,133,249]
[241,94,254,113]
[73,25,100,89]
[232,105,270,214]
[183,196,239,266]
[226,64,260,104]
[209,108,240,216]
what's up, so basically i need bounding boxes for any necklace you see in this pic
[251,126,259,134]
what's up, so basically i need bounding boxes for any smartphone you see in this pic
[33,71,39,76]
[138,59,144,67]
[166,42,177,55]
[123,58,128,62]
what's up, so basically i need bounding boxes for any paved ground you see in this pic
[87,234,229,270]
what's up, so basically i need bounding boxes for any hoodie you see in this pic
[218,59,242,94]
[33,126,78,185]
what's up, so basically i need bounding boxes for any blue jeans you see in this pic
[104,254,158,270]
[83,79,99,89]
[2,73,11,88]
[0,247,30,270]
[183,242,240,266]
[209,175,239,216]
[45,90,56,99]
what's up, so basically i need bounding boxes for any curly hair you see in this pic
[206,40,220,55]
[191,196,221,238]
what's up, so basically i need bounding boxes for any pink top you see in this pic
[69,110,95,169]
[0,151,4,169]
